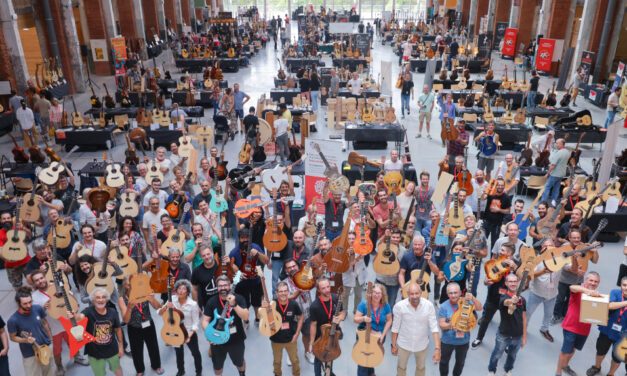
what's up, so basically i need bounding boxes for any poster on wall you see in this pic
[612,61,625,91]
[304,139,345,213]
[578,50,595,84]
[444,0,458,9]
[535,38,556,72]
[110,37,127,60]
[501,28,518,58]
[493,22,508,51]
[90,40,109,62]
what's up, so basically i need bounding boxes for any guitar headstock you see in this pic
[313,142,321,153]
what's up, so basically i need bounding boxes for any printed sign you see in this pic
[501,28,518,58]
[535,38,555,72]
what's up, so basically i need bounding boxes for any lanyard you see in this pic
[418,186,429,202]
[219,297,232,318]
[170,268,180,281]
[332,201,340,218]
[371,305,381,325]
[319,297,333,320]
[278,301,289,319]
[136,303,146,320]
[619,295,627,324]
[569,195,580,209]
[292,246,303,261]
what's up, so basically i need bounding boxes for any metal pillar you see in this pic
[468,0,478,36]
[592,0,616,82]
[508,0,519,28]
[569,0,599,85]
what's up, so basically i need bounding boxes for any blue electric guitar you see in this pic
[442,220,483,281]
[209,168,228,214]
[479,134,497,157]
[204,272,241,344]
[514,187,544,240]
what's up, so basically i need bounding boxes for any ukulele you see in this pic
[263,189,289,253]
[353,202,373,255]
[160,278,188,347]
[165,173,193,219]
[292,223,323,291]
[324,213,352,274]
[256,266,283,337]
[312,287,344,363]
[85,229,116,295]
[1,199,28,262]
[351,282,385,367]
[450,256,480,332]
[313,143,349,194]
[128,247,153,304]
[204,273,242,344]
[161,203,191,257]
[70,96,83,128]
[148,224,170,294]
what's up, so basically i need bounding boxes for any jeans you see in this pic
[476,301,499,341]
[127,322,161,373]
[527,91,537,109]
[314,358,335,376]
[401,94,411,116]
[415,218,431,236]
[488,332,522,373]
[440,342,469,376]
[276,133,289,163]
[483,220,501,250]
[175,332,202,374]
[271,257,284,296]
[358,365,375,376]
[311,90,319,111]
[377,280,400,305]
[541,175,563,203]
[0,355,8,376]
[553,281,572,319]
[604,110,617,129]
[212,99,219,116]
[326,228,342,241]
[525,291,556,331]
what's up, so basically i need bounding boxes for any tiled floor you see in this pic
[1,25,627,376]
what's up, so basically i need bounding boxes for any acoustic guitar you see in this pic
[263,189,289,253]
[148,224,170,294]
[85,230,116,295]
[70,96,83,128]
[372,217,400,276]
[145,140,164,185]
[351,282,384,367]
[542,220,606,272]
[256,266,282,337]
[46,230,79,320]
[401,247,431,299]
[312,287,344,363]
[615,334,627,363]
[108,240,137,281]
[1,199,28,262]
[447,190,465,234]
[119,190,140,218]
[160,204,190,258]
[204,273,242,344]
[505,252,536,315]
[576,177,620,219]
[440,116,458,142]
[20,333,52,366]
[292,223,323,291]
[160,279,188,347]
[128,248,153,304]
[20,175,41,223]
[104,158,125,188]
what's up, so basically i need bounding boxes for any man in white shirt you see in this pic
[16,99,36,147]
[135,163,149,192]
[274,111,290,165]
[392,282,441,376]
[469,169,489,215]
[417,85,435,139]
[155,147,174,185]
[383,150,404,172]
[604,86,621,129]
[348,72,362,97]
[142,178,169,210]
[491,222,526,259]
[142,197,169,247]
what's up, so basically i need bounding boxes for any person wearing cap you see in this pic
[229,228,270,327]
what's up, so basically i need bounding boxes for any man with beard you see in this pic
[0,211,33,289]
[42,208,75,262]
[192,245,229,310]
[268,281,303,375]
[8,287,54,375]
[30,270,88,373]
[24,239,71,285]
[470,170,489,218]
[158,248,191,302]
[309,277,346,376]
[202,275,249,376]
[69,224,108,263]
[282,258,314,363]
[483,178,512,248]
[557,207,591,245]
[185,222,219,268]
[529,201,548,245]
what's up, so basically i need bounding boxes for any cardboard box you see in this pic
[580,293,609,326]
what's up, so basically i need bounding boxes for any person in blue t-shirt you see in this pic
[353,283,393,376]
[438,282,483,376]
[586,277,627,376]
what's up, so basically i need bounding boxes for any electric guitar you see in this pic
[442,220,483,281]
[204,272,242,344]
[450,256,480,332]
[313,143,349,194]
[209,169,228,213]
[353,202,373,255]
[165,173,193,219]
[292,223,323,291]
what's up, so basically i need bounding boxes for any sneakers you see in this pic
[562,365,579,376]
[505,372,512,376]
[551,316,564,325]
[305,351,315,364]
[585,366,601,376]
[540,329,555,343]
[471,339,482,349]
[488,373,495,376]
[416,133,422,138]
[74,354,89,366]
[427,134,432,140]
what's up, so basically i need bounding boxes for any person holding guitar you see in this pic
[446,120,469,166]
[526,238,560,343]
[540,138,570,204]
[398,235,441,298]
[438,282,482,376]
[268,280,303,376]
[528,201,549,244]
[559,184,585,226]
[473,122,500,181]
[202,275,249,376]
[282,258,315,363]
[454,214,489,296]
[483,179,512,249]
[556,208,591,245]
[309,276,346,376]
[0,211,34,289]
[416,85,435,139]
[323,182,350,241]
[68,224,108,263]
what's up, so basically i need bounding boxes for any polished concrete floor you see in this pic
[2,24,627,376]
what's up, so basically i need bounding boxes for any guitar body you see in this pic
[263,219,288,252]
[313,324,342,362]
[535,211,560,240]
[535,151,550,168]
[204,308,233,344]
[39,162,66,186]
[540,244,575,272]
[108,247,138,279]
[128,273,153,304]
[440,118,458,141]
[435,219,450,246]
[209,188,228,213]
[258,301,283,337]
[442,254,468,282]
[145,161,164,185]
[234,198,263,218]
[324,242,351,274]
[104,164,125,188]
[450,303,477,332]
[447,208,465,234]
[514,213,532,240]
[352,330,384,367]
[160,230,186,257]
[402,269,430,299]
[353,226,374,255]
[165,200,182,219]
[85,263,116,295]
[119,192,140,218]
[480,135,497,156]
[329,176,350,194]
[20,194,41,223]
[215,162,229,181]
[160,308,188,347]
[383,172,403,196]
[372,243,400,275]
[1,230,28,261]
[59,315,95,357]
[484,256,511,283]
[615,335,627,363]
[261,165,288,191]
[149,259,170,293]
[292,264,316,290]
[47,290,79,320]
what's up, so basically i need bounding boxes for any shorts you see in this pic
[595,332,622,363]
[53,331,69,357]
[211,340,245,370]
[561,329,588,354]
[235,279,263,308]
[89,355,120,376]
[403,55,409,61]
[235,109,244,119]
[477,157,495,173]
[301,317,311,337]
[419,112,432,123]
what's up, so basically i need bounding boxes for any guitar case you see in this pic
[553,110,598,131]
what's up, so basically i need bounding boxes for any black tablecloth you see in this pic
[285,58,321,72]
[467,122,532,145]
[345,123,404,143]
[342,162,417,185]
[433,79,502,95]
[174,58,240,73]
[79,162,139,177]
[48,83,70,100]
[85,108,139,120]
[115,91,157,107]
[456,107,506,118]
[270,89,301,104]
[1,162,73,179]
[439,90,482,102]
[337,89,381,98]
[526,107,575,119]
[552,128,607,144]
[145,128,184,148]
[493,90,545,110]
[0,113,15,137]
[333,58,369,72]
[55,125,116,150]
[410,59,442,73]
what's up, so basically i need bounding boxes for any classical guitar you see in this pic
[1,199,28,262]
[160,203,190,258]
[108,239,138,281]
[204,273,242,344]
[263,189,288,253]
[128,248,153,304]
[148,224,170,294]
[46,230,79,320]
[104,156,124,188]
[353,202,373,255]
[85,230,116,295]
[70,96,83,128]
[257,266,282,337]
[165,173,193,219]
[312,287,344,363]
[312,142,349,194]
[450,256,480,332]
[372,212,400,276]
[352,282,384,367]
[447,190,465,234]
[542,220,607,272]
[160,278,188,347]
[293,223,323,291]
[576,177,620,219]
[506,253,536,315]
[119,190,140,218]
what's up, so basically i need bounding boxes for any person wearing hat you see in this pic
[229,228,270,327]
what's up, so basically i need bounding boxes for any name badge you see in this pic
[330,280,335,287]
[141,321,151,329]
[230,325,237,334]
[613,323,622,332]
[332,221,339,227]
[281,322,290,330]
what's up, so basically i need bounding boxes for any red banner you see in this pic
[501,28,518,58]
[535,38,556,72]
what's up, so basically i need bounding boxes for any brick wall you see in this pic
[547,0,571,39]
[49,0,76,93]
[118,0,138,38]
[475,0,489,35]
[494,0,511,35]
[181,0,190,26]
[462,0,470,27]
[516,0,539,49]
[164,0,176,31]
[0,27,17,95]
[83,0,111,75]
[142,0,159,37]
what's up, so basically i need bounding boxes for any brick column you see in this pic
[546,0,573,39]
[118,0,139,38]
[475,0,489,35]
[142,0,160,39]
[568,0,599,83]
[589,0,609,53]
[493,0,511,36]
[181,0,191,27]
[515,0,539,49]
[462,0,470,26]
[164,0,177,32]
[50,0,86,93]
[82,0,113,75]
[0,0,29,92]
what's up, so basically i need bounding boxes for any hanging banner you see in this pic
[578,50,595,84]
[611,61,625,91]
[110,37,127,60]
[501,28,518,58]
[493,22,508,51]
[304,139,345,213]
[535,38,556,72]
[444,0,458,9]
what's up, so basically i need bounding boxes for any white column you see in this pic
[0,0,30,91]
[467,0,479,36]
[568,0,599,84]
[536,0,552,37]
[102,0,117,38]
[508,0,519,28]
[60,0,86,92]
[157,0,167,34]
[486,0,496,34]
